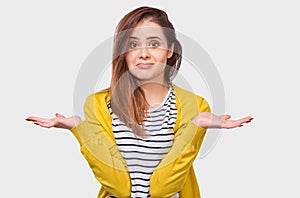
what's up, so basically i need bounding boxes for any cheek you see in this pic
[155,51,169,64]
[125,52,135,69]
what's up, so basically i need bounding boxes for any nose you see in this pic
[139,47,150,59]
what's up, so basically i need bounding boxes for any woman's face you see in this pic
[125,19,173,84]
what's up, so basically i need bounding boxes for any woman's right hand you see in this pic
[26,113,82,130]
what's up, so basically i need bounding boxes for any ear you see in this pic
[167,43,175,59]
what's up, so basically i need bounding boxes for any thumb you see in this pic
[221,114,231,120]
[55,113,65,118]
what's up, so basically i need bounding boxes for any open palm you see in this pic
[26,113,82,130]
[192,112,253,129]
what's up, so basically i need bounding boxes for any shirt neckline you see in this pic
[148,87,172,112]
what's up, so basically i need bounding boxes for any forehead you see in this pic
[130,20,166,39]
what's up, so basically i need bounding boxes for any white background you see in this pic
[1,0,299,197]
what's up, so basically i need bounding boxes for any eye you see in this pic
[149,41,160,48]
[129,41,139,49]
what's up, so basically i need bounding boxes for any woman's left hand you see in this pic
[192,112,253,129]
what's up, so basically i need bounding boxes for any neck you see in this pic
[140,82,169,109]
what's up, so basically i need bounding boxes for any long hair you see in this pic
[110,6,182,136]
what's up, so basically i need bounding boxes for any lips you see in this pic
[136,62,154,69]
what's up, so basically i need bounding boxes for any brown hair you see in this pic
[110,6,182,136]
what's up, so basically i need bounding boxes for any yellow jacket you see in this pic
[71,84,210,198]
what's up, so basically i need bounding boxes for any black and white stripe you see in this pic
[108,87,179,198]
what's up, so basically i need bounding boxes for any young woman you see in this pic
[26,6,253,198]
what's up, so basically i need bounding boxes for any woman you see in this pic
[26,6,253,198]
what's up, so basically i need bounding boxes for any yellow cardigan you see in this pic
[71,84,210,198]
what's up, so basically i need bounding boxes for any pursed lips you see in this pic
[136,62,154,69]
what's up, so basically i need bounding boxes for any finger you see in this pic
[246,117,254,122]
[223,117,253,129]
[34,121,53,128]
[221,115,231,120]
[25,116,37,121]
[224,123,243,129]
[26,116,49,122]
[238,116,253,124]
[223,118,249,128]
[222,121,243,129]
[55,113,65,118]
[225,116,253,125]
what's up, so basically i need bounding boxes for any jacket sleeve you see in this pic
[149,96,210,198]
[70,94,131,198]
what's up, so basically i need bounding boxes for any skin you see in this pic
[26,19,253,130]
[125,20,173,83]
[125,20,174,108]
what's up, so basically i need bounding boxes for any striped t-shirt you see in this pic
[108,87,179,198]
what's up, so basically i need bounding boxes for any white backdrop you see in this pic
[1,0,299,197]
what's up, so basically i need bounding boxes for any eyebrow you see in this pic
[129,36,161,40]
